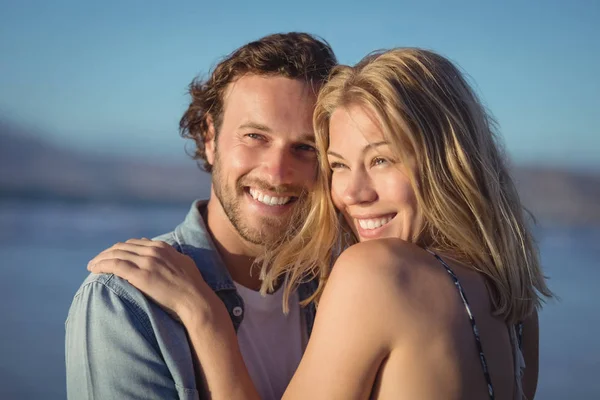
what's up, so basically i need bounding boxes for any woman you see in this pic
[89,48,552,399]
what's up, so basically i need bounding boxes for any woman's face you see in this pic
[327,104,419,242]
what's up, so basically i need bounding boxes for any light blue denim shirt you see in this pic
[65,200,318,399]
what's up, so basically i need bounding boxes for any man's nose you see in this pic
[261,147,297,186]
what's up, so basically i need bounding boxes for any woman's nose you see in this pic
[342,169,377,205]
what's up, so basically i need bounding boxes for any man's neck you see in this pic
[203,194,264,291]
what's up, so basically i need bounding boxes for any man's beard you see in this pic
[211,150,308,246]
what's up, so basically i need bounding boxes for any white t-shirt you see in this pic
[233,282,306,400]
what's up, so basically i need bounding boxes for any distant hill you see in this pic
[0,120,210,204]
[1,121,598,225]
[513,165,600,225]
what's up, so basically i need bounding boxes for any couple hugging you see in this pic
[66,32,552,400]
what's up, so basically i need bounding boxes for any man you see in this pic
[65,32,337,400]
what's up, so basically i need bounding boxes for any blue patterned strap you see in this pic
[516,321,524,349]
[426,249,495,400]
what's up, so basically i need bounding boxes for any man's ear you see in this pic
[205,114,216,166]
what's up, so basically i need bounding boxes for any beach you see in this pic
[0,200,598,399]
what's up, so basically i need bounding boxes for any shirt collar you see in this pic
[174,200,236,292]
[173,199,320,300]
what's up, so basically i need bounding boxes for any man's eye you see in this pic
[297,144,316,152]
[246,133,266,141]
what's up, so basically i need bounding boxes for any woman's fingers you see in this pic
[125,238,155,246]
[88,248,135,270]
[88,248,164,271]
[91,239,175,265]
[88,258,141,283]
[125,238,171,249]
[90,242,156,264]
[119,239,177,260]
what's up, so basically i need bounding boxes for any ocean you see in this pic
[0,200,598,399]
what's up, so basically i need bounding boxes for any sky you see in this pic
[0,0,598,170]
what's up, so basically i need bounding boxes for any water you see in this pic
[0,200,598,399]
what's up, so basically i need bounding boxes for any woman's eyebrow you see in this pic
[327,141,389,159]
[327,150,344,159]
[366,141,389,151]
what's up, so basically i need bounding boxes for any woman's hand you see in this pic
[89,238,260,399]
[87,238,226,326]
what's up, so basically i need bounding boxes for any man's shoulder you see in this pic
[70,272,159,322]
[152,231,178,247]
[73,271,148,305]
[68,226,176,307]
[65,269,198,398]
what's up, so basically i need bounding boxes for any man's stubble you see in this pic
[210,147,308,246]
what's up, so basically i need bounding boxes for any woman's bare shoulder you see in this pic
[335,238,424,269]
[332,239,438,289]
[329,239,476,332]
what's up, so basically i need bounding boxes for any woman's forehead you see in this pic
[329,105,386,145]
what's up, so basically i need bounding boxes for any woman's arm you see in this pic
[88,238,398,399]
[521,310,540,399]
[88,238,260,400]
[281,244,395,400]
[181,297,260,400]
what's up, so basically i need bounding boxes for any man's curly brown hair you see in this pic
[179,32,337,172]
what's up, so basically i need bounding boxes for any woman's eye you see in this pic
[329,161,347,170]
[371,157,388,167]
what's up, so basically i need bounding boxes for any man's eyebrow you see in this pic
[239,122,315,142]
[238,122,272,132]
[327,141,389,159]
[298,133,316,143]
[239,121,315,142]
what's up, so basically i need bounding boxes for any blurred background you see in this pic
[1,0,598,398]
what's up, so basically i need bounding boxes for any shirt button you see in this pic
[232,306,243,317]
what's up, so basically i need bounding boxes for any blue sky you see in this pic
[0,0,598,169]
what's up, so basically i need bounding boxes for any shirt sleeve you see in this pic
[65,276,199,400]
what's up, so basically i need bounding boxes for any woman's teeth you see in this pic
[356,216,394,230]
[249,188,291,206]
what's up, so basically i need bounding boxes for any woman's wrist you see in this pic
[178,288,230,331]
[181,293,259,400]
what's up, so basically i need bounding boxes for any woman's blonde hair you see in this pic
[260,48,552,323]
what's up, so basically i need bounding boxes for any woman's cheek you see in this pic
[330,176,345,210]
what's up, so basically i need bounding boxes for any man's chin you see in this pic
[240,221,291,245]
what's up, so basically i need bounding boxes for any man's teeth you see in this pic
[249,188,291,206]
[357,216,393,230]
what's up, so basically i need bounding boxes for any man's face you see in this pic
[206,75,318,245]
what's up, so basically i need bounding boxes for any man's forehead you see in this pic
[222,74,317,106]
[219,75,317,140]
